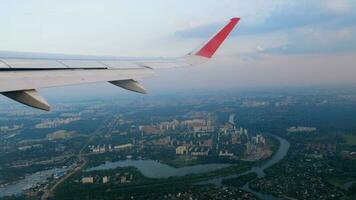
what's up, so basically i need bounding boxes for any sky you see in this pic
[0,0,356,98]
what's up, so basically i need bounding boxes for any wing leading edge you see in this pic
[0,18,239,111]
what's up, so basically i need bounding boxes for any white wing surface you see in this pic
[0,18,240,110]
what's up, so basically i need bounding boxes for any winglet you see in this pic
[193,17,240,58]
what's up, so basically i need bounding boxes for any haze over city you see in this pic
[0,0,355,99]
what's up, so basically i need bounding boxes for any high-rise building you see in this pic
[103,176,109,184]
[176,146,188,155]
[82,177,94,184]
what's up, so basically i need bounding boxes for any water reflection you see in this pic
[343,181,356,190]
[0,168,66,197]
[87,160,231,178]
[0,135,289,199]
[198,135,290,200]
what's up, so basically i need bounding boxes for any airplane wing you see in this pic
[0,18,239,111]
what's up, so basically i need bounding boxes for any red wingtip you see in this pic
[194,17,240,58]
[230,17,240,22]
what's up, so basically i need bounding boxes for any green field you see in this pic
[164,156,201,167]
[343,134,356,146]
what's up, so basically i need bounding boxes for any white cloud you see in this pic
[323,0,353,14]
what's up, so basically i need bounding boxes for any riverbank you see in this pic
[197,135,290,200]
[53,135,289,200]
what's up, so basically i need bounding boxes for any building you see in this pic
[199,139,213,148]
[46,130,75,140]
[82,177,94,184]
[159,120,179,130]
[152,137,171,146]
[231,133,240,144]
[176,146,188,155]
[219,150,234,157]
[54,171,65,179]
[92,145,106,153]
[103,176,109,184]
[181,119,206,127]
[192,125,214,133]
[245,142,257,155]
[287,126,317,133]
[114,143,133,150]
[251,134,266,145]
[120,176,127,183]
[190,147,209,156]
[141,125,162,135]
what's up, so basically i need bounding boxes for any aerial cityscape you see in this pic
[1,0,356,199]
[1,87,356,199]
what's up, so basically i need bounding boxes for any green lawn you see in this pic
[164,156,202,167]
[343,134,356,146]
[327,177,352,188]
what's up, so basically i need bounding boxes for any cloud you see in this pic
[174,22,221,38]
[176,1,356,37]
[262,26,356,55]
[323,0,353,14]
[174,0,356,56]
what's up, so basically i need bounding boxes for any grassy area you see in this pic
[0,197,27,200]
[327,176,354,188]
[343,134,356,146]
[164,156,204,167]
[55,163,252,199]
[222,172,258,187]
[268,136,280,154]
[348,183,356,198]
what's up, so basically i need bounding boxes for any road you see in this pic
[41,115,114,200]
[41,138,90,200]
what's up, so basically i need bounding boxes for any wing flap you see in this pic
[0,60,10,68]
[2,89,50,111]
[101,61,146,69]
[110,79,147,94]
[58,60,107,69]
[1,59,65,69]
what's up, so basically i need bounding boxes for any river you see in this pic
[86,135,290,199]
[343,181,356,190]
[0,168,66,197]
[198,135,290,200]
[87,160,231,178]
[1,135,290,199]
[229,114,236,125]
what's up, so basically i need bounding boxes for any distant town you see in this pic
[0,87,356,199]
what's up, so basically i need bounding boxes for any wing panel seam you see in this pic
[0,59,12,68]
[56,60,71,68]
